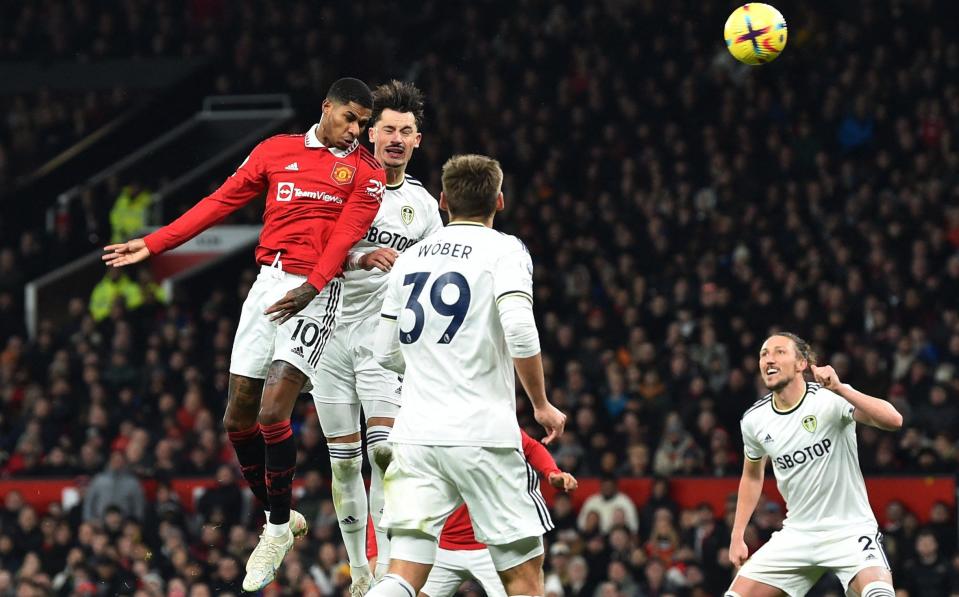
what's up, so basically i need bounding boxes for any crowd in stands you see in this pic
[1,0,959,595]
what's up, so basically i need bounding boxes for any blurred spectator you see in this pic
[902,529,951,597]
[577,475,639,534]
[82,451,145,522]
[109,180,152,244]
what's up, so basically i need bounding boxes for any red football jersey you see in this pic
[143,125,385,291]
[367,431,561,557]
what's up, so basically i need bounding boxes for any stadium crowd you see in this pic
[1,0,959,595]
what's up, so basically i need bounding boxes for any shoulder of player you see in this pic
[741,393,773,422]
[352,145,382,172]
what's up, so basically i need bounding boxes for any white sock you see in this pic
[265,522,288,538]
[367,427,392,578]
[264,509,270,521]
[329,441,369,568]
[366,573,416,597]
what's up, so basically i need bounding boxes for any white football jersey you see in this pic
[740,382,877,532]
[340,175,443,324]
[380,222,534,449]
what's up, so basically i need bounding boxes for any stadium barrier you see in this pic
[4,476,953,525]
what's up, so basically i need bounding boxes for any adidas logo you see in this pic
[340,516,359,525]
[285,162,299,171]
[291,346,305,357]
[763,434,774,443]
[865,554,876,560]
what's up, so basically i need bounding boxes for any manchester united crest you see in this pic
[331,162,356,185]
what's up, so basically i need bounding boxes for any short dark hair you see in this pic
[371,80,425,128]
[326,77,373,108]
[441,155,503,218]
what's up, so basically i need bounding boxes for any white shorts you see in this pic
[736,524,890,596]
[312,400,401,438]
[312,316,403,405]
[421,548,506,597]
[229,264,342,393]
[381,444,553,546]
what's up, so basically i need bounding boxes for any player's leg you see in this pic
[315,401,373,594]
[223,374,269,514]
[313,322,373,592]
[364,444,462,597]
[725,576,789,597]
[363,401,400,579]
[729,526,818,597]
[448,446,551,596]
[225,271,290,526]
[419,549,474,597]
[354,315,405,577]
[831,528,894,597]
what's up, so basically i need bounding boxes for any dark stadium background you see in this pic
[1,0,957,595]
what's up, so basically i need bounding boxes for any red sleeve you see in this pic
[306,155,385,290]
[521,430,561,478]
[142,142,269,255]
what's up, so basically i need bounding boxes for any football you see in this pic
[724,3,788,65]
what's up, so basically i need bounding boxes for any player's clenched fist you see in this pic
[548,471,578,492]
[810,364,840,390]
[534,403,566,445]
[729,536,750,568]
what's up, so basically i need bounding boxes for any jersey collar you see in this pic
[447,221,485,227]
[305,121,359,158]
[771,382,810,415]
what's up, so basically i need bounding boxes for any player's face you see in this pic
[321,100,372,149]
[369,109,421,169]
[758,336,805,392]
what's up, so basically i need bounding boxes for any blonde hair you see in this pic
[441,154,503,218]
[771,331,818,377]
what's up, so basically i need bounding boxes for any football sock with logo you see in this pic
[227,423,271,511]
[329,440,370,569]
[366,426,392,578]
[262,420,296,533]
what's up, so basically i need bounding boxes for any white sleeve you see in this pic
[373,316,404,374]
[740,418,765,461]
[497,295,541,358]
[492,243,534,304]
[493,244,538,358]
[828,385,857,426]
[373,269,405,373]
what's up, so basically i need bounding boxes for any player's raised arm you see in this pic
[729,455,766,568]
[521,430,577,491]
[102,142,270,267]
[810,365,903,431]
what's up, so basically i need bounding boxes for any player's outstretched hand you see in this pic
[548,471,578,492]
[729,537,749,568]
[359,248,399,272]
[265,282,319,324]
[534,403,566,445]
[810,364,840,390]
[102,239,151,267]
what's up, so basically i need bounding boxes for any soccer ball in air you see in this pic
[724,3,787,65]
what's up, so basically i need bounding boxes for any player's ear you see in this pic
[495,192,505,212]
[321,99,333,115]
[368,125,376,143]
[439,192,449,212]
[413,132,422,148]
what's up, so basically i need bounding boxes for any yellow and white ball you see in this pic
[724,3,788,65]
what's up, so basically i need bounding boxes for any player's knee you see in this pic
[256,403,287,426]
[330,454,362,478]
[370,441,393,470]
[861,580,895,597]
